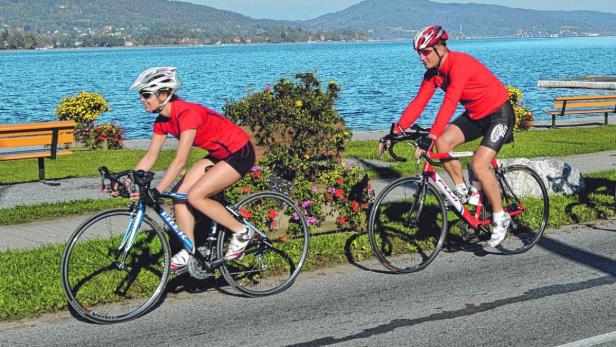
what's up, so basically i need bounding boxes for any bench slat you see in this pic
[546,108,615,115]
[553,101,616,109]
[0,133,74,147]
[0,120,76,133]
[554,95,616,101]
[0,150,73,161]
[0,133,74,148]
[0,128,74,137]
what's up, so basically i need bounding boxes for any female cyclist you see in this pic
[128,67,256,270]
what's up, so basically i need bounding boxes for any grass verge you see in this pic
[0,199,130,225]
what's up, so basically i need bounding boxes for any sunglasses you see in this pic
[418,48,434,57]
[139,91,156,100]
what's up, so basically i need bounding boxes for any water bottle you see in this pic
[467,168,482,206]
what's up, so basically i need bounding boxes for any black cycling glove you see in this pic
[416,136,433,151]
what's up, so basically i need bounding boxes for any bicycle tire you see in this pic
[61,208,171,323]
[217,191,309,297]
[495,165,549,254]
[368,176,448,273]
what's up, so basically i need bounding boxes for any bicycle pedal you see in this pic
[172,266,189,276]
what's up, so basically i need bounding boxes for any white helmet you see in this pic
[129,67,180,93]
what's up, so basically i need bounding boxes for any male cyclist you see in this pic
[393,25,515,247]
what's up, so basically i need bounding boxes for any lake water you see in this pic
[1,36,615,139]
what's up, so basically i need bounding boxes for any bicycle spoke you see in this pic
[61,209,170,323]
[496,165,549,254]
[368,177,448,273]
[218,192,309,297]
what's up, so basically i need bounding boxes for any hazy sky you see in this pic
[185,0,616,20]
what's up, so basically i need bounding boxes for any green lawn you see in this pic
[346,125,616,178]
[0,148,208,184]
[2,126,616,184]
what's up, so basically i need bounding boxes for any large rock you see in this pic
[498,157,585,196]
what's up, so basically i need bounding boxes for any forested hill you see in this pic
[0,0,287,32]
[0,0,366,48]
[305,0,616,38]
[2,0,616,49]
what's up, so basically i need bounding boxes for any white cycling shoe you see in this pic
[224,231,251,260]
[488,212,511,247]
[170,249,190,271]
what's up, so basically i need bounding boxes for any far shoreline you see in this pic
[2,35,616,54]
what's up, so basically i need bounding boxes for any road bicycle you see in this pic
[367,125,549,273]
[60,166,309,324]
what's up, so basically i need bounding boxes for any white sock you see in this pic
[234,226,249,234]
[493,211,507,221]
[455,183,469,197]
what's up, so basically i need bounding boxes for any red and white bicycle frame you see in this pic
[421,151,523,231]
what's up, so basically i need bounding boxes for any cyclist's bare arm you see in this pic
[154,129,196,193]
[135,133,167,171]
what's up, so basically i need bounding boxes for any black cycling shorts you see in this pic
[451,100,515,152]
[205,141,256,176]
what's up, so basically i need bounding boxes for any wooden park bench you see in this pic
[545,94,616,127]
[0,120,76,183]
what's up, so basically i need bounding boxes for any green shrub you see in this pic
[224,72,351,180]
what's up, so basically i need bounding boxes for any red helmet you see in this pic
[413,25,448,50]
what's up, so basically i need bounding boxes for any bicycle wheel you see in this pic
[368,177,448,273]
[61,208,171,323]
[496,165,549,254]
[217,191,309,297]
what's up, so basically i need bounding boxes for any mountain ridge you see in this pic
[1,0,615,49]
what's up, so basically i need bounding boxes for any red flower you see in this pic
[270,221,277,229]
[241,186,251,193]
[351,201,360,212]
[268,210,278,219]
[337,178,344,185]
[326,193,332,201]
[334,189,344,198]
[252,171,262,179]
[337,216,347,225]
[240,208,253,219]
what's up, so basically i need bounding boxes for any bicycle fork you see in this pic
[114,202,145,269]
[404,178,429,228]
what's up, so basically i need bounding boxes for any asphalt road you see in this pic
[1,219,615,347]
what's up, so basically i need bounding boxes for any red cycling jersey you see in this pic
[398,51,510,137]
[153,99,250,159]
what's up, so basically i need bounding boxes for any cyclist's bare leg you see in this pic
[436,125,466,185]
[471,146,503,213]
[172,158,215,243]
[187,161,245,234]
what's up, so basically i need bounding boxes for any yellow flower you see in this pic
[295,100,303,108]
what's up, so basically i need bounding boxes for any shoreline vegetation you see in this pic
[2,34,616,52]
